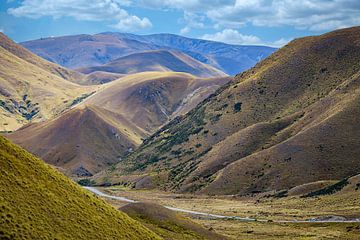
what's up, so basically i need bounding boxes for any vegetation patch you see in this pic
[233,102,242,113]
[302,178,350,198]
[77,179,96,186]
[70,91,96,107]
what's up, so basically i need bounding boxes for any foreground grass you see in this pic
[0,136,160,240]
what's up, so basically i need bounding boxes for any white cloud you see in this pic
[270,38,292,48]
[0,29,3,33]
[201,29,262,45]
[137,0,360,32]
[207,0,360,31]
[180,26,190,35]
[8,0,152,32]
[201,29,292,47]
[178,11,205,35]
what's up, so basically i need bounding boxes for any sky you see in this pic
[0,0,359,47]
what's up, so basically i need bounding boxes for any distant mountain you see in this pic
[78,50,226,78]
[0,136,160,239]
[21,33,276,75]
[9,72,231,176]
[0,33,94,132]
[104,32,277,75]
[20,34,159,69]
[94,27,360,196]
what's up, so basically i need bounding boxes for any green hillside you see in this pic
[0,136,161,239]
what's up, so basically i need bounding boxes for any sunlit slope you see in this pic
[0,136,161,239]
[0,33,84,84]
[0,34,95,132]
[9,72,231,176]
[85,71,231,134]
[78,50,227,78]
[98,27,360,195]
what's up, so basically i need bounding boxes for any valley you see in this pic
[0,4,359,238]
[84,185,360,239]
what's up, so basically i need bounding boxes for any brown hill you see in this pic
[8,72,231,176]
[8,105,145,176]
[96,27,360,195]
[120,202,226,240]
[0,136,161,239]
[84,72,231,134]
[78,50,226,78]
[0,33,96,132]
[0,33,84,84]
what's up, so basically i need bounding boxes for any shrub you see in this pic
[233,102,242,113]
[77,179,96,186]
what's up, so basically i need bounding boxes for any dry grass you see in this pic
[98,186,360,239]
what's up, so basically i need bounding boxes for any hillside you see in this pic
[120,202,225,240]
[0,33,83,84]
[8,105,146,176]
[95,27,360,195]
[78,50,226,78]
[8,72,231,176]
[21,33,276,75]
[0,33,95,132]
[0,136,161,239]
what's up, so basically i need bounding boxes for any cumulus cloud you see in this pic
[8,0,152,31]
[137,0,360,32]
[207,0,360,31]
[0,29,3,33]
[201,29,262,45]
[178,11,205,35]
[201,29,292,47]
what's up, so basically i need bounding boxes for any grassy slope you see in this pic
[78,50,226,78]
[0,34,95,132]
[0,136,161,240]
[0,33,83,84]
[98,27,360,195]
[120,202,225,240]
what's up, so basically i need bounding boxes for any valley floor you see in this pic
[89,186,360,239]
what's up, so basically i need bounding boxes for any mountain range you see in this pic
[0,32,232,176]
[21,32,276,76]
[93,26,360,196]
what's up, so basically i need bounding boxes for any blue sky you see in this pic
[1,0,359,47]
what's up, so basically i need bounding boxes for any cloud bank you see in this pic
[8,0,152,31]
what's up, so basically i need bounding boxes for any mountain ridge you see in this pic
[21,32,276,75]
[94,26,360,196]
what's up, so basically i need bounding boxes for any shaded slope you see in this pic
[0,136,161,239]
[78,50,226,78]
[0,34,95,132]
[8,105,146,176]
[120,202,225,240]
[9,72,231,176]
[97,27,360,195]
